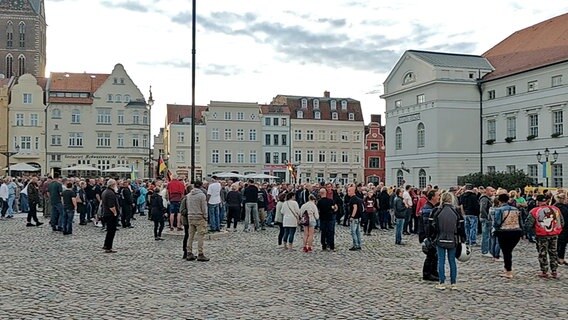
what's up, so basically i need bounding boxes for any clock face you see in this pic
[12,0,25,9]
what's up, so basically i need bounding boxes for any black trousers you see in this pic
[423,247,438,278]
[121,204,132,227]
[0,199,7,217]
[27,200,39,223]
[154,219,164,238]
[227,206,239,229]
[558,231,568,260]
[183,225,189,254]
[103,215,118,250]
[497,232,522,272]
[362,212,376,234]
[320,219,336,250]
[404,208,413,233]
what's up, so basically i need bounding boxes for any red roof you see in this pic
[483,12,568,80]
[272,94,364,121]
[166,104,208,125]
[259,104,290,115]
[48,72,109,104]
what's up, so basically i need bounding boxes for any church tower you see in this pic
[0,0,46,78]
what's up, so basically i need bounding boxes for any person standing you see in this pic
[526,194,564,279]
[25,177,43,227]
[0,179,8,219]
[460,184,480,246]
[281,192,300,250]
[555,193,568,266]
[317,188,337,251]
[420,190,440,282]
[274,192,287,247]
[47,175,64,232]
[493,193,523,279]
[393,188,407,245]
[136,182,148,216]
[167,176,186,231]
[377,187,391,230]
[185,181,210,261]
[363,190,378,236]
[243,180,260,232]
[151,187,166,240]
[348,186,363,251]
[119,181,134,228]
[300,194,319,252]
[479,187,495,257]
[61,182,77,235]
[102,179,119,253]
[257,184,269,230]
[206,176,222,232]
[402,185,413,235]
[225,184,242,232]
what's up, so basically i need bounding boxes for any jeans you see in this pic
[50,202,64,231]
[244,202,259,231]
[480,218,492,254]
[464,215,478,245]
[208,203,221,231]
[61,208,74,234]
[7,194,15,216]
[403,208,412,233]
[350,218,362,248]
[219,204,226,225]
[490,233,501,258]
[282,226,296,244]
[20,193,29,213]
[320,219,336,250]
[277,224,285,245]
[266,209,274,226]
[395,218,404,244]
[437,246,457,284]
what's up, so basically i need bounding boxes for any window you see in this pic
[331,100,337,110]
[97,109,111,124]
[97,133,111,147]
[552,75,563,87]
[294,150,302,162]
[341,151,349,163]
[265,152,271,164]
[332,112,338,120]
[273,118,279,126]
[132,112,140,124]
[369,157,380,168]
[34,137,39,149]
[341,131,348,142]
[417,94,425,104]
[224,112,232,120]
[211,150,219,163]
[330,151,337,163]
[50,154,62,162]
[487,119,496,140]
[395,127,402,150]
[19,136,31,149]
[418,169,427,189]
[17,21,24,46]
[282,135,287,146]
[417,122,425,148]
[143,112,148,125]
[528,80,538,92]
[353,151,360,163]
[211,128,219,140]
[506,86,516,96]
[394,100,402,108]
[528,114,539,137]
[282,118,287,126]
[313,99,319,109]
[552,164,563,188]
[237,129,244,141]
[224,150,232,163]
[71,109,80,123]
[117,133,124,147]
[487,166,496,173]
[488,90,496,100]
[30,113,38,126]
[237,152,244,164]
[553,110,563,136]
[301,98,307,108]
[273,134,279,145]
[237,112,244,120]
[318,130,326,141]
[506,117,516,138]
[306,130,314,141]
[264,117,271,126]
[348,113,354,120]
[396,170,404,187]
[314,111,321,119]
[118,110,124,124]
[224,129,232,140]
[318,151,325,162]
[265,134,271,145]
[115,94,122,102]
[249,151,257,164]
[51,135,61,146]
[51,108,61,119]
[107,94,113,102]
[177,131,185,143]
[297,110,303,119]
[330,131,337,141]
[142,134,148,148]
[68,133,83,147]
[6,22,13,48]
[132,134,139,147]
[120,78,125,84]
[23,93,32,104]
[294,130,302,141]
[341,100,347,110]
[528,164,538,185]
[353,131,361,142]
[124,95,131,102]
[176,151,185,163]
[17,55,24,76]
[273,152,280,164]
[306,150,314,163]
[370,143,379,150]
[15,113,24,126]
[249,129,257,141]
[506,165,516,173]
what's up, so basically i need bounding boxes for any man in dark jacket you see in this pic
[26,177,43,227]
[120,180,134,228]
[460,184,480,246]
[377,187,391,229]
[420,190,440,281]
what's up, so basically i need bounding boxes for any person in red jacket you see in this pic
[415,190,428,235]
[167,176,186,231]
[526,194,565,279]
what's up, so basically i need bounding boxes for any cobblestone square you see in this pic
[1,214,566,320]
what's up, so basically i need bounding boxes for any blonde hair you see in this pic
[440,192,453,204]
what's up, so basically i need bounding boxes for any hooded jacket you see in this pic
[186,188,207,221]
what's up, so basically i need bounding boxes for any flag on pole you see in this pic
[542,162,552,178]
[159,156,167,174]
[130,163,136,180]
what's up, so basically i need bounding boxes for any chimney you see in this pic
[370,114,381,124]
[323,90,330,98]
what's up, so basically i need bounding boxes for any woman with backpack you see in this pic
[300,194,320,253]
[493,192,524,279]
[281,192,300,250]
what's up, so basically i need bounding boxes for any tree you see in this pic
[457,170,534,190]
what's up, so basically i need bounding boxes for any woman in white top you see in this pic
[300,194,320,252]
[281,192,300,250]
[274,192,287,247]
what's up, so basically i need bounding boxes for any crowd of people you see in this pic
[1,174,566,289]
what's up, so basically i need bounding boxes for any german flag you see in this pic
[158,155,167,174]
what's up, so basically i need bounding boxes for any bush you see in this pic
[457,170,534,190]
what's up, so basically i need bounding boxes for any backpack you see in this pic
[300,210,310,226]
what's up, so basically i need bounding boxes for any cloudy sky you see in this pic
[45,0,568,138]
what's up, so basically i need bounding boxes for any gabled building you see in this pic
[260,104,291,182]
[364,114,386,184]
[0,76,16,175]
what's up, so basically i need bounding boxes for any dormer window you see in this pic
[314,111,321,119]
[348,113,354,120]
[332,112,338,120]
[341,100,347,111]
[297,110,304,119]
[330,100,337,110]
[403,72,415,84]
[301,98,307,109]
[313,99,319,109]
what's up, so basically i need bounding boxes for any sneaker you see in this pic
[482,253,494,258]
[197,254,210,262]
[538,272,549,278]
[435,283,446,290]
[95,222,103,228]
[349,246,358,251]
[450,284,458,290]
[26,223,35,227]
[186,253,196,261]
[104,249,117,253]
[36,222,43,227]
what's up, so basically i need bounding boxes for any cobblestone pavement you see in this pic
[1,213,567,320]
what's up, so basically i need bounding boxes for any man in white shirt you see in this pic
[0,179,9,219]
[402,185,413,235]
[206,176,222,232]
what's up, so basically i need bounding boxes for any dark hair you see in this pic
[194,180,203,188]
[497,193,510,203]
[66,182,72,188]
[426,190,437,200]
[278,192,287,202]
[285,192,295,201]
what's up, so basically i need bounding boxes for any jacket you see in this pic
[492,204,522,233]
[393,196,406,219]
[28,182,40,203]
[281,200,300,227]
[527,205,564,237]
[429,204,465,248]
[479,195,492,220]
[299,201,320,223]
[186,188,207,221]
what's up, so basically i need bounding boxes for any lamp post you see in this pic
[190,0,197,184]
[3,145,20,177]
[536,148,558,188]
[146,86,154,179]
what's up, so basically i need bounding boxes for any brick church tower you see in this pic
[0,0,46,78]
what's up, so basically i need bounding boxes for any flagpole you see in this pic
[190,0,197,183]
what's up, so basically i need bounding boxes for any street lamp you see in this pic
[536,148,559,188]
[146,86,154,179]
[3,145,20,177]
[401,161,410,173]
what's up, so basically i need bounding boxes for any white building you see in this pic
[260,104,291,182]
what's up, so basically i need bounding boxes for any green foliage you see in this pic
[457,170,534,190]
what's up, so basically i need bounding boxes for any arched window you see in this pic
[396,169,404,187]
[313,99,319,109]
[115,94,122,102]
[297,110,303,119]
[18,21,25,48]
[395,127,402,150]
[332,112,338,120]
[17,55,25,76]
[301,98,307,108]
[124,94,131,102]
[6,21,13,48]
[418,169,427,189]
[330,100,337,110]
[314,111,320,119]
[341,100,347,110]
[403,72,415,84]
[51,108,61,119]
[5,54,13,78]
[417,122,425,148]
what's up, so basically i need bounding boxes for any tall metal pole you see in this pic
[190,0,197,183]
[477,69,483,174]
